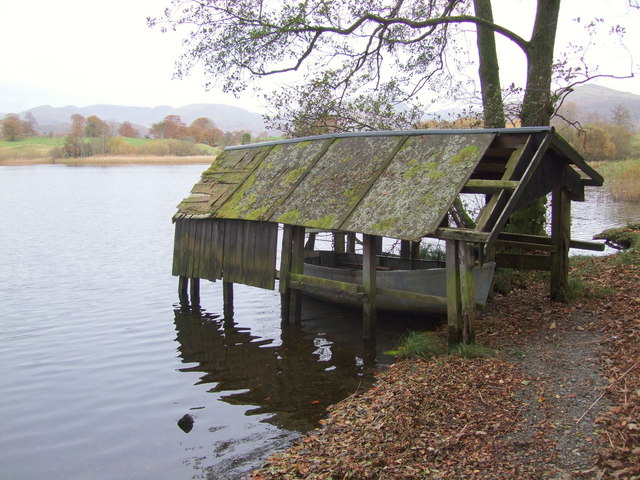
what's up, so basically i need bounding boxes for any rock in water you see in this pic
[177,414,194,433]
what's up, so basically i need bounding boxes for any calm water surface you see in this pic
[0,165,420,480]
[0,165,636,480]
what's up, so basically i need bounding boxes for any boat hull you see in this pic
[300,254,496,314]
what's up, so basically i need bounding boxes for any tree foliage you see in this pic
[1,113,38,141]
[150,0,635,135]
[150,114,187,139]
[117,121,140,138]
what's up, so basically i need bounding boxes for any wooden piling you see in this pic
[178,276,188,302]
[446,240,463,345]
[189,277,200,307]
[223,281,234,320]
[289,226,305,324]
[362,234,378,339]
[279,224,294,323]
[459,242,476,344]
[551,188,571,300]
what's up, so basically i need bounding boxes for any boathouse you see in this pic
[172,127,604,344]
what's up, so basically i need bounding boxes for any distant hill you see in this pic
[11,103,269,136]
[558,85,640,127]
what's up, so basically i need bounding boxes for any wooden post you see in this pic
[400,240,411,258]
[279,225,294,322]
[223,281,234,320]
[551,188,571,301]
[334,232,345,253]
[362,234,377,339]
[178,276,189,303]
[375,236,383,255]
[189,277,200,308]
[446,240,463,345]
[459,242,476,344]
[410,240,421,269]
[347,233,356,253]
[289,226,305,324]
[304,232,316,251]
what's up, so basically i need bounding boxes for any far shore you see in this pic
[0,155,215,166]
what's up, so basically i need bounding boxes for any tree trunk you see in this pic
[473,0,506,128]
[520,0,561,127]
[508,0,561,236]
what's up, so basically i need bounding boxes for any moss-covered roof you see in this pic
[174,128,602,242]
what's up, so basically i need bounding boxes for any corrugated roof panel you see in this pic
[341,133,495,239]
[270,136,404,229]
[215,139,331,221]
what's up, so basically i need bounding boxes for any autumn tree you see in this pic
[2,114,23,141]
[150,114,187,139]
[85,115,109,138]
[117,121,140,138]
[187,117,224,145]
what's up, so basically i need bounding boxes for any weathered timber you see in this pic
[178,276,188,303]
[288,273,362,295]
[495,253,552,270]
[362,234,377,339]
[446,240,463,345]
[289,226,305,324]
[459,242,476,344]
[190,278,200,307]
[551,188,571,300]
[462,179,519,194]
[495,239,558,252]
[223,281,234,320]
[434,228,490,243]
[496,232,604,252]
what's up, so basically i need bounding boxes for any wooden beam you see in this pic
[362,234,377,340]
[462,179,519,194]
[495,253,552,270]
[288,273,362,295]
[495,239,557,252]
[551,188,571,300]
[434,228,490,243]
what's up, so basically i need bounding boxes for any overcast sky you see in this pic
[1,0,639,115]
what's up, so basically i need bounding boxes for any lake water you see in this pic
[0,165,636,480]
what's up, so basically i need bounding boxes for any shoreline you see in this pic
[0,155,214,166]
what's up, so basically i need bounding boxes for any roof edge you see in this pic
[226,127,554,151]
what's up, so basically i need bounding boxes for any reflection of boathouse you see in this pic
[172,128,603,343]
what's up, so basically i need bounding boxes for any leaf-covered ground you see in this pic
[251,240,639,479]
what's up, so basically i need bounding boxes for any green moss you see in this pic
[314,214,338,229]
[278,210,302,224]
[449,145,479,165]
[296,140,313,149]
[372,216,398,232]
[283,166,308,184]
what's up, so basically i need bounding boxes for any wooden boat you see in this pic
[301,251,496,314]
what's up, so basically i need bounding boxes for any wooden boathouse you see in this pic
[172,127,604,344]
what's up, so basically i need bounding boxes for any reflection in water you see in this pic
[173,298,388,433]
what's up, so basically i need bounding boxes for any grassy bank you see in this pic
[0,137,218,165]
[593,157,640,202]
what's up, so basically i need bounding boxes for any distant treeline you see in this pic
[1,112,266,158]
